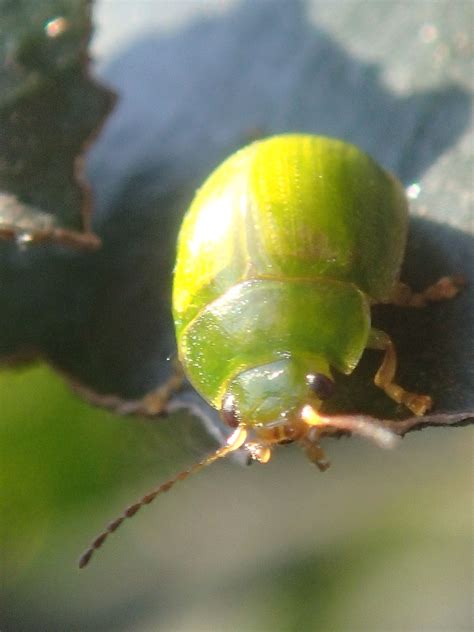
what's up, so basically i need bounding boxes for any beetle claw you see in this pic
[244,442,272,464]
[302,439,331,471]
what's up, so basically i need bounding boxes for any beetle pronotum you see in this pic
[79,135,462,568]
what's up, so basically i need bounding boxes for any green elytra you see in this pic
[79,135,463,568]
[173,134,429,439]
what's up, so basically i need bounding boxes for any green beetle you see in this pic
[171,134,461,463]
[79,134,461,567]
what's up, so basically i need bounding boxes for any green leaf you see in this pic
[0,363,202,579]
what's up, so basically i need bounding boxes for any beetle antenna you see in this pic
[78,425,248,569]
[301,405,399,449]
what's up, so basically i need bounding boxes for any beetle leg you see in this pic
[368,329,432,416]
[140,359,185,415]
[245,442,272,464]
[69,359,185,417]
[388,276,464,308]
[301,433,330,472]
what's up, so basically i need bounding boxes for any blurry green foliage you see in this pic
[0,364,194,581]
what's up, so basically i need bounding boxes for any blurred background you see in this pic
[1,1,472,630]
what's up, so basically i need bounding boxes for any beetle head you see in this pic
[220,355,334,433]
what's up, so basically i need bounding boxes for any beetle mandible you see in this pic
[79,134,462,567]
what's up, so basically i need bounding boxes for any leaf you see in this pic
[0,0,472,424]
[0,0,115,247]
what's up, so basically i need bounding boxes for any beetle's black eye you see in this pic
[306,373,335,400]
[220,393,240,427]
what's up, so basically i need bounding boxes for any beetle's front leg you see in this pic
[368,329,432,416]
[301,429,331,472]
[244,442,272,464]
[388,276,464,308]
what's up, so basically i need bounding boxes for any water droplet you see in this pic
[406,183,421,200]
[45,17,68,38]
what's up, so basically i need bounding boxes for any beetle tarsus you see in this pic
[140,360,185,415]
[389,276,465,308]
[369,329,432,416]
[302,438,331,471]
[244,442,272,464]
